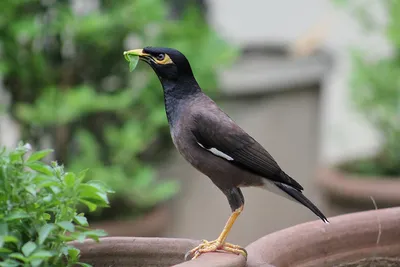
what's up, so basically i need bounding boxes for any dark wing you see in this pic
[191,111,304,191]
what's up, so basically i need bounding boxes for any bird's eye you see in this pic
[156,53,165,61]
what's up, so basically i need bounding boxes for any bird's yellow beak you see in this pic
[123,49,149,59]
[123,49,150,72]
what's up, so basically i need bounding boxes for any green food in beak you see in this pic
[123,51,139,72]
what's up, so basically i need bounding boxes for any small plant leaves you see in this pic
[5,210,30,221]
[29,250,53,259]
[64,172,76,187]
[0,222,8,235]
[26,162,53,176]
[73,215,88,226]
[0,259,21,267]
[21,241,37,257]
[78,184,110,206]
[25,184,37,196]
[0,248,13,254]
[38,224,55,244]
[42,213,51,221]
[1,144,110,266]
[9,253,27,262]
[27,149,54,163]
[57,221,75,232]
[30,259,44,267]
[78,199,97,212]
[85,229,107,241]
[3,236,19,244]
[68,247,80,261]
[9,150,26,163]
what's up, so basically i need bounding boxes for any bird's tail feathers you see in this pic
[279,171,304,191]
[274,182,329,223]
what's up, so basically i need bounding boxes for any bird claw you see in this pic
[184,239,247,261]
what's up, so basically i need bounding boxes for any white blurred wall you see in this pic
[206,0,390,164]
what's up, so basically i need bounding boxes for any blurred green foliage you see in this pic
[0,143,112,266]
[0,0,237,220]
[334,0,400,176]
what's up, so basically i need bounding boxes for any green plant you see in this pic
[0,143,112,266]
[334,0,400,176]
[1,0,238,220]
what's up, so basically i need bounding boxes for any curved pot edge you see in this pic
[174,253,246,267]
[315,166,400,205]
[245,207,400,267]
[70,237,246,267]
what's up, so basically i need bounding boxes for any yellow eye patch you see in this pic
[154,54,173,65]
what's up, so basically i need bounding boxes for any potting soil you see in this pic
[333,257,400,267]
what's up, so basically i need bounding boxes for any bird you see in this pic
[123,47,329,260]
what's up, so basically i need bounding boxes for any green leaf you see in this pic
[21,241,37,256]
[86,180,114,193]
[78,184,110,206]
[27,149,54,163]
[85,229,107,241]
[29,250,53,259]
[74,215,88,227]
[0,222,8,235]
[78,199,97,212]
[33,175,60,188]
[124,53,139,72]
[64,172,76,187]
[43,213,51,221]
[9,252,27,262]
[5,210,29,221]
[76,263,92,267]
[76,169,89,182]
[0,247,13,253]
[25,184,37,196]
[73,233,86,243]
[57,221,75,232]
[50,185,61,194]
[26,162,53,176]
[3,235,19,244]
[9,150,26,163]
[68,247,80,261]
[30,259,44,267]
[58,234,75,242]
[38,224,55,244]
[0,258,23,266]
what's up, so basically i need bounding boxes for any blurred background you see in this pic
[0,0,398,247]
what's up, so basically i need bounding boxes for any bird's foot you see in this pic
[185,239,247,260]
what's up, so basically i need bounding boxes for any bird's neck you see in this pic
[161,78,201,127]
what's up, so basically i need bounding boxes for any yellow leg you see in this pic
[185,205,247,260]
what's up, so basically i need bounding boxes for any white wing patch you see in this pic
[262,180,296,202]
[197,142,234,161]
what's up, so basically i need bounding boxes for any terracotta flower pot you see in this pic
[316,166,400,209]
[71,237,246,267]
[245,207,400,267]
[88,206,169,237]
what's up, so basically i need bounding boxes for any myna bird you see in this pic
[123,47,329,260]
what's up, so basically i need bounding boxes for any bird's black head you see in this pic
[124,47,201,125]
[126,47,195,83]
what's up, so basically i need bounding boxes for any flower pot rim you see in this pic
[71,237,246,267]
[316,166,400,205]
[245,207,400,267]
